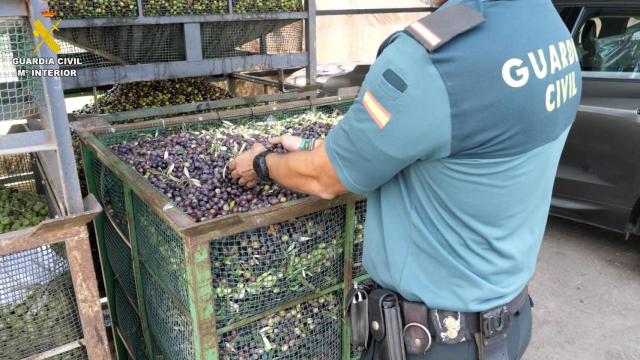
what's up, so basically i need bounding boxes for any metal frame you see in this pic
[123,184,158,359]
[81,149,129,360]
[29,1,84,214]
[0,2,111,359]
[305,0,317,85]
[62,54,310,89]
[317,6,436,16]
[1,1,85,214]
[58,12,308,28]
[0,130,57,156]
[229,72,304,91]
[76,95,368,359]
[69,88,319,123]
[50,0,317,89]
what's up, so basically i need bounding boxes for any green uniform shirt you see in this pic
[325,0,582,311]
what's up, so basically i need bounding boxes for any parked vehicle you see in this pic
[553,0,640,237]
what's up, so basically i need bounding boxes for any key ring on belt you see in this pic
[403,322,432,354]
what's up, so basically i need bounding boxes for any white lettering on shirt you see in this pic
[502,39,579,113]
[502,58,530,88]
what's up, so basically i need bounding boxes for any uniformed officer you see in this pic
[230,0,582,358]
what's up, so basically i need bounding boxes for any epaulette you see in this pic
[405,4,485,53]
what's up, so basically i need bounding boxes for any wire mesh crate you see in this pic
[104,220,137,303]
[47,0,139,19]
[67,76,296,123]
[200,20,303,59]
[0,152,48,238]
[94,159,129,237]
[114,279,147,359]
[50,347,90,359]
[0,153,37,192]
[0,152,109,359]
[54,19,304,71]
[352,200,367,279]
[218,291,342,359]
[0,16,44,121]
[210,207,345,328]
[48,0,304,19]
[1,6,109,358]
[77,96,362,359]
[56,24,186,69]
[140,265,195,360]
[142,0,227,16]
[1,4,87,221]
[233,0,303,14]
[0,246,83,359]
[43,0,313,89]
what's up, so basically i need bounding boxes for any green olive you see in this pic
[0,187,48,234]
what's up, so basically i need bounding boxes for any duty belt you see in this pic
[346,284,529,360]
[402,286,528,356]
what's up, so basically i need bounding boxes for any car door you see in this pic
[552,6,640,234]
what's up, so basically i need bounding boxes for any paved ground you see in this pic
[526,217,640,360]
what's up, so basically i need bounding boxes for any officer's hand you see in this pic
[229,143,266,188]
[269,135,303,152]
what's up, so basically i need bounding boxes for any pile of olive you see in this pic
[0,187,48,234]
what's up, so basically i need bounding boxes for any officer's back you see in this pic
[325,0,581,358]
[327,0,582,313]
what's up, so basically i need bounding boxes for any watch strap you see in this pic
[253,151,273,181]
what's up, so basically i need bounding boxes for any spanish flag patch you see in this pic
[363,90,391,129]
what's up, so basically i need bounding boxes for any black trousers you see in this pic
[364,297,533,360]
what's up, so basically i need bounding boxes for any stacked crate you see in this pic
[69,76,317,124]
[0,152,99,360]
[0,5,109,359]
[44,0,316,90]
[78,97,370,359]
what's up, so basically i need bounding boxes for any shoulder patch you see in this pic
[405,4,485,52]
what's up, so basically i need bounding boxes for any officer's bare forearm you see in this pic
[266,144,347,200]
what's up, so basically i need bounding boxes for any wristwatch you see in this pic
[253,151,274,181]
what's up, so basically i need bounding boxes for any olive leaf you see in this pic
[165,163,175,175]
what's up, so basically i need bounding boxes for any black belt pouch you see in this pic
[346,287,370,351]
[368,289,406,360]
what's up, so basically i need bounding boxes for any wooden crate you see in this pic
[0,167,109,360]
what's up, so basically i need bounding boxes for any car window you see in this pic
[557,7,582,30]
[573,8,640,76]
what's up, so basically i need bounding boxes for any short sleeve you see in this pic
[325,33,452,194]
